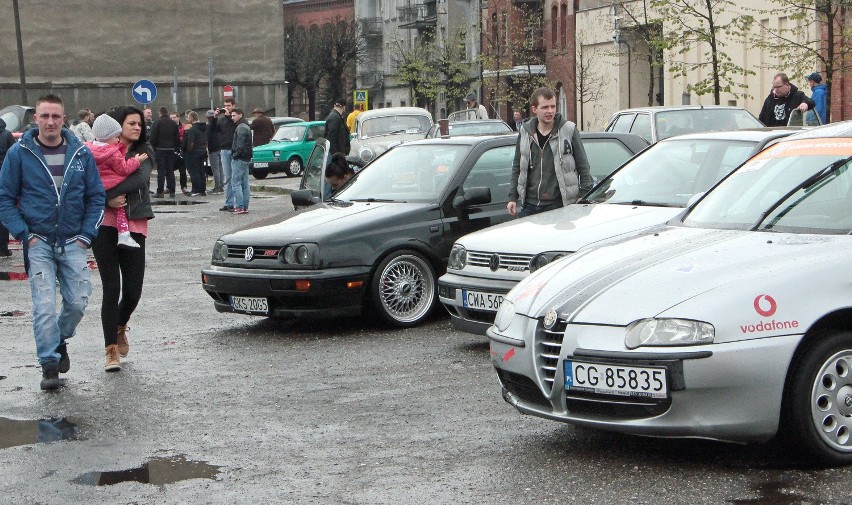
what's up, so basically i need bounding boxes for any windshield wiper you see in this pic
[751,155,852,231]
[350,198,403,203]
[614,200,680,207]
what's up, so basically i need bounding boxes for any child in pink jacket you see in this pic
[87,114,149,248]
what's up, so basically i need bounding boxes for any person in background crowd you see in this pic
[211,98,238,211]
[229,108,252,214]
[465,93,489,120]
[0,94,105,390]
[149,106,180,197]
[205,110,224,194]
[805,72,827,124]
[758,72,815,127]
[325,98,350,156]
[346,104,363,134]
[91,105,155,372]
[87,114,148,249]
[170,111,188,194]
[0,117,16,257]
[510,109,524,131]
[508,87,592,218]
[143,107,153,138]
[183,111,208,196]
[70,109,95,142]
[250,107,275,147]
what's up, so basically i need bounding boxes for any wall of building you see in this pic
[0,0,285,116]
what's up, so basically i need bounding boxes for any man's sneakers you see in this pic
[40,362,62,391]
[104,344,121,372]
[231,208,248,215]
[57,342,70,373]
[219,206,234,212]
[116,325,130,357]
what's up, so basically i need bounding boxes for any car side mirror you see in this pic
[291,189,319,207]
[453,186,491,208]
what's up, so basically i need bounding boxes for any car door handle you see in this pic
[429,225,439,233]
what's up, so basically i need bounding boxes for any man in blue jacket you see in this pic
[0,94,105,391]
[806,72,827,124]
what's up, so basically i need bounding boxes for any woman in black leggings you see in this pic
[91,106,155,371]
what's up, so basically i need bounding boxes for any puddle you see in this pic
[72,454,222,487]
[728,481,813,505]
[151,200,207,206]
[0,417,82,449]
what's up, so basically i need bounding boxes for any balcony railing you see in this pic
[399,1,437,29]
[359,17,382,37]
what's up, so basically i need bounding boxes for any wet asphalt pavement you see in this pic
[1,179,851,504]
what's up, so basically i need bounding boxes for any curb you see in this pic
[250,185,295,195]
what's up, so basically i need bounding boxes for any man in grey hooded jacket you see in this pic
[508,87,592,217]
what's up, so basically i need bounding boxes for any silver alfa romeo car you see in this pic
[487,122,852,465]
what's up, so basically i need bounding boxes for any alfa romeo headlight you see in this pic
[529,251,570,273]
[212,240,228,261]
[448,244,467,270]
[279,243,320,267]
[625,318,715,349]
[493,300,515,332]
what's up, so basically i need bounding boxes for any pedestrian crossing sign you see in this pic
[353,90,368,109]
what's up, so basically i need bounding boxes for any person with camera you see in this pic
[209,98,238,211]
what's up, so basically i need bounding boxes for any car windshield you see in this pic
[655,109,763,140]
[360,115,431,138]
[447,122,511,136]
[272,125,306,142]
[585,138,759,207]
[682,139,852,234]
[335,144,469,202]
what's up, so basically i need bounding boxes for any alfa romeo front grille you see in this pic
[536,317,567,393]
[467,251,533,271]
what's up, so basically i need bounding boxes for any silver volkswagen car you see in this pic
[439,129,798,335]
[488,122,852,465]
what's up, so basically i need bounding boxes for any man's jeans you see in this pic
[518,201,563,218]
[28,240,91,365]
[209,150,224,191]
[231,159,251,210]
[154,149,177,195]
[220,150,234,207]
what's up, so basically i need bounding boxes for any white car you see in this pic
[487,122,852,465]
[349,107,433,164]
[439,129,798,335]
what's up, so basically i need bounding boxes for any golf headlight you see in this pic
[360,146,375,163]
[212,241,228,261]
[448,244,467,270]
[279,243,320,266]
[493,300,515,332]
[529,251,570,273]
[625,318,715,349]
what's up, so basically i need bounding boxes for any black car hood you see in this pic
[221,201,436,245]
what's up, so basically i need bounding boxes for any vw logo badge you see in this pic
[543,309,558,329]
[489,254,500,272]
[244,246,254,261]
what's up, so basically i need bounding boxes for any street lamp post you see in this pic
[13,0,28,104]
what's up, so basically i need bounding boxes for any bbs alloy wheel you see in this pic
[372,251,435,327]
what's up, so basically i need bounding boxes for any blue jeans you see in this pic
[231,159,251,210]
[518,201,563,218]
[220,150,234,207]
[209,150,224,191]
[28,240,92,365]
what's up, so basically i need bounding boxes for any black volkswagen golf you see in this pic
[201,135,517,327]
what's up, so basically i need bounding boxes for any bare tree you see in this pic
[618,0,665,106]
[320,19,365,116]
[750,0,852,122]
[569,34,609,128]
[284,24,326,120]
[649,0,755,104]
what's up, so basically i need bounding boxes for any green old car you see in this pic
[250,121,325,179]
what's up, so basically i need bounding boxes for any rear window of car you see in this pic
[361,115,431,137]
[583,138,636,181]
[655,109,762,140]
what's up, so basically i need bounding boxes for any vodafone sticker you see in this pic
[753,294,777,317]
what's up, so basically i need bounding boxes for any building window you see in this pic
[502,11,508,55]
[560,3,567,50]
[551,5,558,48]
[401,100,406,107]
[491,13,498,52]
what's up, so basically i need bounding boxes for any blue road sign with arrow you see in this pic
[132,79,157,105]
